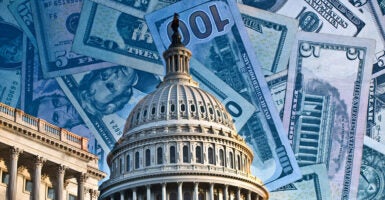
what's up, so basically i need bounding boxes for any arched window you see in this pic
[170,146,176,163]
[219,149,224,166]
[135,151,140,169]
[208,147,214,164]
[170,192,177,200]
[126,154,130,171]
[157,147,163,164]
[120,157,123,174]
[184,192,191,200]
[146,149,151,166]
[183,145,189,163]
[237,155,241,170]
[229,152,234,169]
[196,146,202,163]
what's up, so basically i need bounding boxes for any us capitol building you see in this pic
[99,15,269,200]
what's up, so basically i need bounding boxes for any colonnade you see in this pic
[105,182,262,200]
[4,146,96,200]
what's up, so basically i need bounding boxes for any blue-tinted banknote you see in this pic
[270,164,331,200]
[266,70,287,118]
[57,59,257,152]
[235,0,287,12]
[357,136,385,200]
[146,0,301,190]
[283,31,375,199]
[71,0,169,76]
[56,66,162,151]
[29,0,115,78]
[367,73,385,146]
[237,4,297,77]
[8,0,36,47]
[20,37,110,175]
[90,0,178,18]
[352,0,385,42]
[0,0,23,108]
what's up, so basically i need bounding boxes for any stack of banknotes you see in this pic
[1,0,385,199]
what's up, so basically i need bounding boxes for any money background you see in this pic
[1,0,385,199]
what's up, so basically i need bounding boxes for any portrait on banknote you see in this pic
[77,65,160,117]
[116,13,156,51]
[0,21,22,69]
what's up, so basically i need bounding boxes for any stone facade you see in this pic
[0,103,106,200]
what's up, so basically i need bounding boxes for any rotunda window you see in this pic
[135,151,140,169]
[161,105,165,113]
[229,152,234,169]
[183,145,189,163]
[146,149,151,166]
[170,192,177,200]
[181,104,185,111]
[143,109,147,118]
[196,146,202,164]
[157,147,163,164]
[151,107,156,115]
[126,154,130,171]
[191,104,195,112]
[200,105,205,113]
[209,107,214,115]
[237,155,241,170]
[208,147,214,164]
[219,149,224,166]
[171,104,175,112]
[120,157,123,174]
[184,192,192,200]
[170,146,176,163]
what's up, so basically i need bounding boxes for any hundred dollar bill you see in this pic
[20,37,110,174]
[29,0,115,78]
[350,0,385,42]
[71,0,168,76]
[146,0,301,190]
[366,1,385,41]
[0,0,23,108]
[283,31,375,199]
[357,136,385,200]
[237,4,298,76]
[90,0,178,18]
[8,0,36,47]
[270,164,332,200]
[235,0,287,12]
[265,69,287,118]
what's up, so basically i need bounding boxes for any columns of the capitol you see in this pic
[56,165,66,200]
[77,173,87,200]
[194,182,199,200]
[223,185,228,200]
[237,188,241,200]
[120,190,125,200]
[8,147,22,200]
[247,191,251,200]
[177,182,183,200]
[209,183,214,200]
[147,185,151,200]
[33,155,45,200]
[162,183,167,200]
[132,188,137,200]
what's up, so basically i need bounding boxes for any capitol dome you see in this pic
[99,14,269,200]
